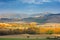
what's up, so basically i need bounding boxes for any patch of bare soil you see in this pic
[0,34,58,39]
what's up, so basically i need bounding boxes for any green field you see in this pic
[0,38,48,40]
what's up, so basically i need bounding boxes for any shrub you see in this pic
[46,30,54,34]
[13,29,21,34]
[0,29,10,35]
[26,27,40,34]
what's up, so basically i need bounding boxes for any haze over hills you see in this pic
[0,13,29,19]
[0,13,60,23]
[22,13,60,23]
[0,13,29,22]
[45,13,60,23]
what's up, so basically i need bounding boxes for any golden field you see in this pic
[0,22,60,35]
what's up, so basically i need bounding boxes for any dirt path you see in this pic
[0,34,58,38]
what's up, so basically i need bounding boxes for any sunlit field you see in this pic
[0,22,60,35]
[0,22,60,40]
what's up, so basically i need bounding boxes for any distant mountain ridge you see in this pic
[0,13,60,23]
[0,13,29,22]
[22,13,60,23]
[44,13,60,23]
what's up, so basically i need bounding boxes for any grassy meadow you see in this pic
[0,38,48,40]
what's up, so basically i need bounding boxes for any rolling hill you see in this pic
[22,13,60,23]
[0,13,60,23]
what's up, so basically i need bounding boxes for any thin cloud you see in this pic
[55,0,60,2]
[43,0,51,2]
[0,0,60,5]
[20,0,51,4]
[19,0,60,4]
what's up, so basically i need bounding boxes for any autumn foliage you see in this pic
[0,22,60,35]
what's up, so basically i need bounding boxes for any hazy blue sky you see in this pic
[0,0,60,14]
